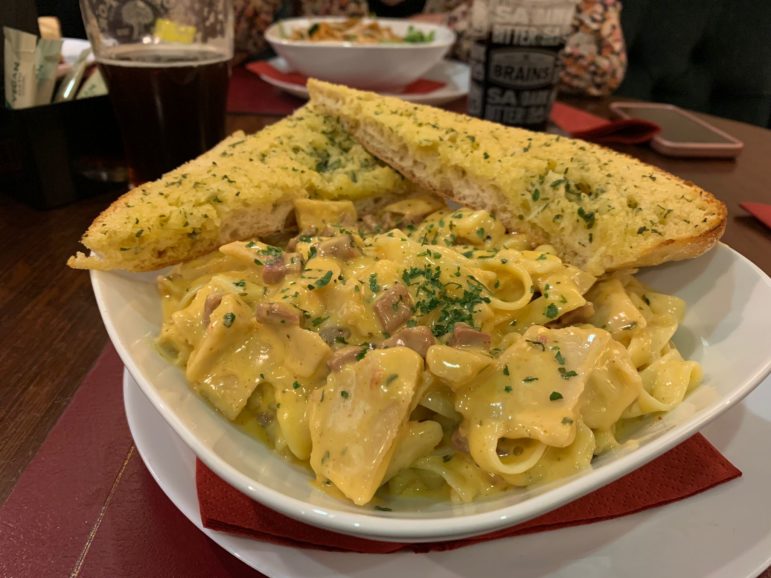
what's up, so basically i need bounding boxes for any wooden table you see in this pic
[1,98,769,568]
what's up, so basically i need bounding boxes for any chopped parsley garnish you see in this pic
[558,367,578,380]
[554,351,565,365]
[369,273,380,294]
[544,303,559,319]
[312,270,333,289]
[355,346,369,361]
[442,454,453,463]
[401,264,490,337]
[223,312,235,327]
[374,505,392,511]
[340,390,350,399]
[577,207,595,229]
[233,279,246,288]
[292,381,302,390]
[503,364,510,376]
[504,385,513,393]
[561,417,574,425]
[260,245,283,257]
[523,376,539,383]
[549,391,564,401]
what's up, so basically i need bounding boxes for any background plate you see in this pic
[257,57,469,106]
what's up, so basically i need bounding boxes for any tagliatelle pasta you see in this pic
[156,199,701,507]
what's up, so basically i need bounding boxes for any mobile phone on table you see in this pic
[609,102,744,158]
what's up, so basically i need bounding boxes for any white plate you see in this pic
[57,38,96,78]
[125,368,771,578]
[92,243,771,542]
[257,57,469,106]
[60,38,95,66]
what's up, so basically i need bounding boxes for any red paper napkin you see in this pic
[739,202,771,229]
[198,433,740,554]
[550,102,660,144]
[245,60,446,95]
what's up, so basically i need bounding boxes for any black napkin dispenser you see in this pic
[0,95,127,210]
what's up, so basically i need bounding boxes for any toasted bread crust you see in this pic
[67,105,426,272]
[308,79,727,275]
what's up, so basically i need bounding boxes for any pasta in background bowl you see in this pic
[264,18,455,91]
[92,224,771,541]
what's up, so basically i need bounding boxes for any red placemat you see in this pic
[0,342,742,576]
[0,344,263,578]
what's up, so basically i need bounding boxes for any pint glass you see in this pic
[467,0,577,130]
[80,0,233,186]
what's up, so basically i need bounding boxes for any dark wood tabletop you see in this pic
[1,96,770,559]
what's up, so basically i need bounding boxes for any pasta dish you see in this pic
[285,18,436,44]
[157,197,701,507]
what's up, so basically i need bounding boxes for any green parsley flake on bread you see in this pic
[307,79,727,276]
[68,105,422,272]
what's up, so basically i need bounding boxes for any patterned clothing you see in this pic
[234,0,626,96]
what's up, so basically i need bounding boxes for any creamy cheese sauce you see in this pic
[157,198,701,506]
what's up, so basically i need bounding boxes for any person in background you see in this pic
[235,0,626,97]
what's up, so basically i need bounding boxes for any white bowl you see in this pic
[92,243,771,543]
[264,17,456,91]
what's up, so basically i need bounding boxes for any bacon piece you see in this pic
[451,429,469,454]
[447,323,491,349]
[255,302,301,326]
[360,214,381,234]
[373,284,413,333]
[382,326,435,358]
[262,257,287,285]
[255,411,274,427]
[319,326,351,346]
[326,345,363,372]
[317,235,359,260]
[261,252,302,285]
[202,294,222,326]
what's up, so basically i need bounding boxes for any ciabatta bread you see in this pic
[308,79,727,275]
[68,105,420,272]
